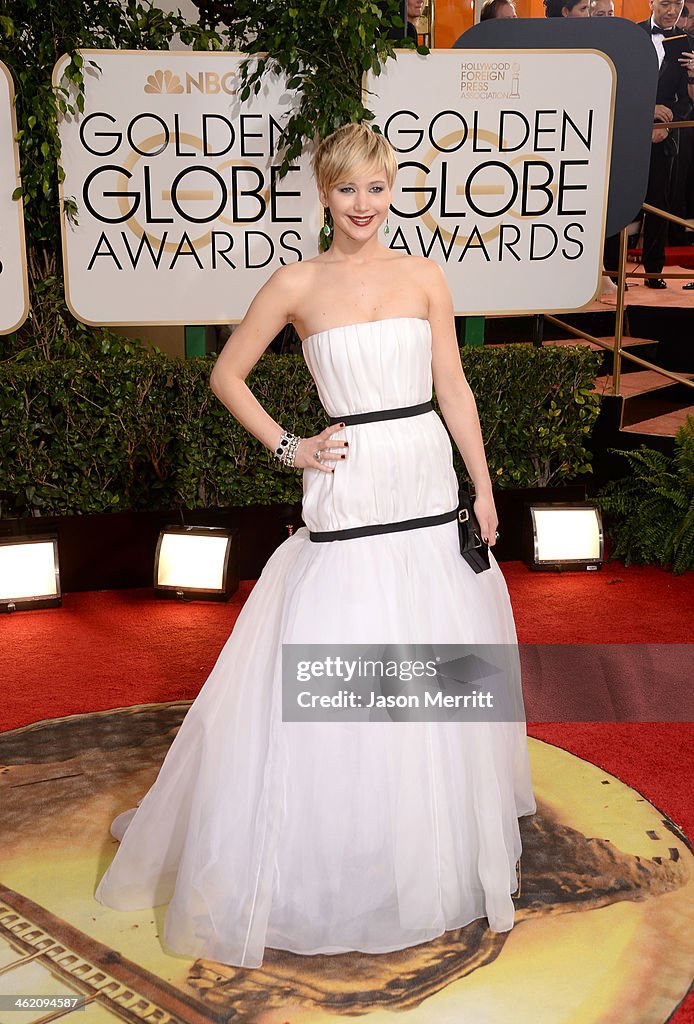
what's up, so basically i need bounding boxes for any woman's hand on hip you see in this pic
[295,423,349,474]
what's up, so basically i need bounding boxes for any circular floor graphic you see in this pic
[0,704,692,1024]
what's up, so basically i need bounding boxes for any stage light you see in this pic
[524,503,604,571]
[0,535,61,611]
[154,526,239,601]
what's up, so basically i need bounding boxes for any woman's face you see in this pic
[563,0,590,13]
[495,2,517,15]
[322,164,392,243]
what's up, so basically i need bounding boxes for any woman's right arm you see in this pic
[209,266,344,473]
[210,265,299,453]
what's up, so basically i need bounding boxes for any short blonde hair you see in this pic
[312,122,398,197]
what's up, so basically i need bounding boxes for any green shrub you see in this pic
[596,417,694,575]
[0,343,602,518]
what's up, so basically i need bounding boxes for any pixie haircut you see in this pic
[312,123,398,197]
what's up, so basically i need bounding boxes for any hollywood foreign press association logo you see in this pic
[459,60,521,100]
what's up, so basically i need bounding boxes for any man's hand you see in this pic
[652,104,673,144]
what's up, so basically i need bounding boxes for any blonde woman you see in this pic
[96,123,535,969]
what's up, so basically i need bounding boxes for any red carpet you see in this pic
[503,560,694,644]
[629,244,694,270]
[4,560,693,1022]
[3,561,693,733]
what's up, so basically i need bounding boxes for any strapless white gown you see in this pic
[95,317,536,968]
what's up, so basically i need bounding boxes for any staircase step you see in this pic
[621,406,694,436]
[594,369,694,397]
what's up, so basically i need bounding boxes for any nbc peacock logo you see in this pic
[144,70,184,94]
[142,68,237,95]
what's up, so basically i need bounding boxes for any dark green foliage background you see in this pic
[0,344,601,518]
[596,418,694,575]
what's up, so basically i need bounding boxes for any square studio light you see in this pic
[0,535,61,611]
[524,503,604,572]
[154,526,239,601]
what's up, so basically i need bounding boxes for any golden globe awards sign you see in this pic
[0,61,29,335]
[367,50,615,314]
[56,50,615,323]
[54,52,320,325]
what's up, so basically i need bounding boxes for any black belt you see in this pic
[328,400,433,426]
[309,507,458,543]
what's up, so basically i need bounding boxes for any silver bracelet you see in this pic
[274,430,301,467]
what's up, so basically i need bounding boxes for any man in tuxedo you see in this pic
[639,0,694,287]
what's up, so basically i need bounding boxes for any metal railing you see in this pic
[545,120,694,399]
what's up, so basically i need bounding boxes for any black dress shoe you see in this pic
[645,277,667,289]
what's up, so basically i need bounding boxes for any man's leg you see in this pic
[642,144,670,280]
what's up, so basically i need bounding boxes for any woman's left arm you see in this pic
[424,261,498,546]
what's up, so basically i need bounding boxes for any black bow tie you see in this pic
[651,24,667,34]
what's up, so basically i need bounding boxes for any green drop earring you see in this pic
[323,209,332,238]
[384,216,391,236]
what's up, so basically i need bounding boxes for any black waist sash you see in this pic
[309,507,458,543]
[311,399,454,544]
[328,400,433,426]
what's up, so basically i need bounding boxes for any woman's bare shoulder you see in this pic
[262,259,322,307]
[270,258,321,285]
[383,252,443,276]
[385,253,448,296]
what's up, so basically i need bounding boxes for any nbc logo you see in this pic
[143,69,237,95]
[144,70,184,94]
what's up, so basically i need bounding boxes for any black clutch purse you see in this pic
[457,486,491,573]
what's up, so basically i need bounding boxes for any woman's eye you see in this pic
[370,186,384,193]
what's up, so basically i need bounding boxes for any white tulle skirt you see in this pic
[95,520,536,968]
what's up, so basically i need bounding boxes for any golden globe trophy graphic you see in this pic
[0,703,692,1023]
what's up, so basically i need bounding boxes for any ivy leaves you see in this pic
[201,0,420,173]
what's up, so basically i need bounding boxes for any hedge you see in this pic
[0,343,602,518]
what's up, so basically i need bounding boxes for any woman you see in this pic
[95,123,536,968]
